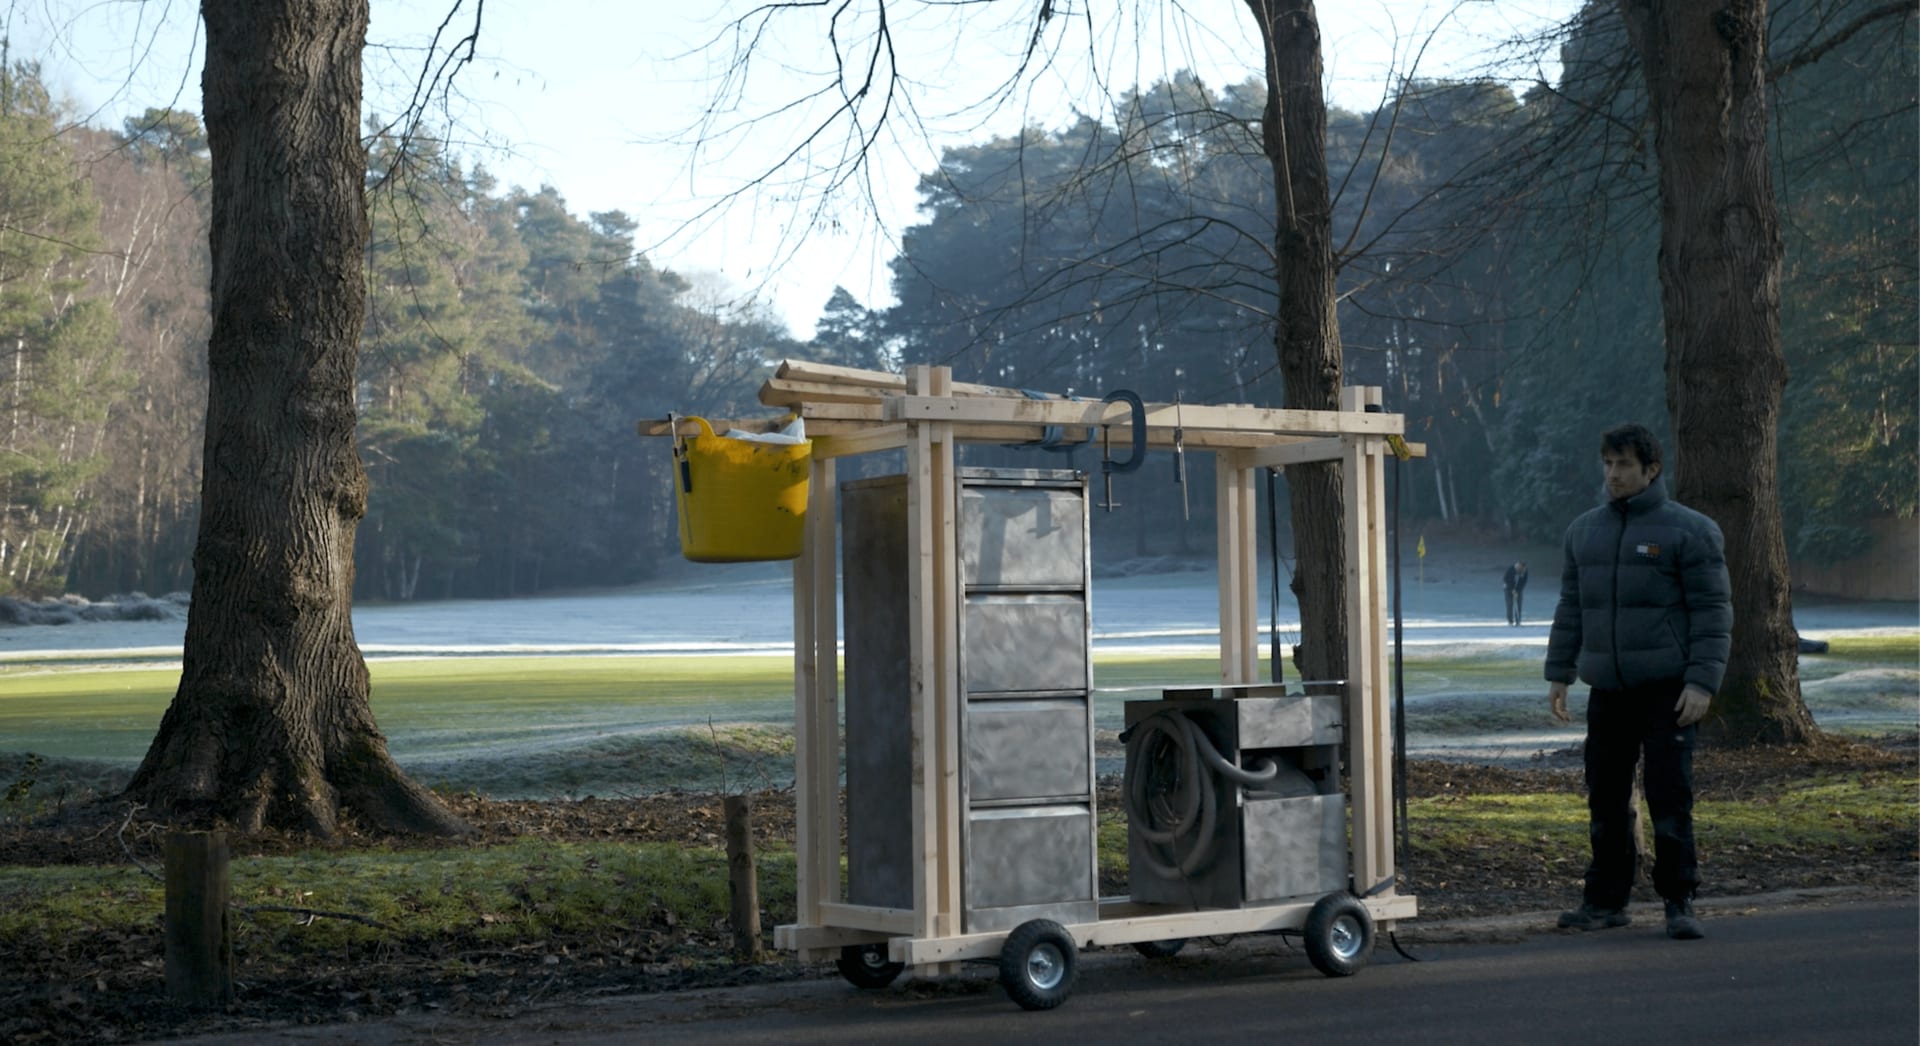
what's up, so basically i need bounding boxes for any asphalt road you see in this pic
[177,894,1918,1045]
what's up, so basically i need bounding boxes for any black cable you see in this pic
[1389,931,1423,962]
[1366,403,1421,966]
[1393,445,1408,858]
[1267,466,1283,687]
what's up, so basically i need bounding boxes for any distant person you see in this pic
[1502,561,1529,625]
[1545,423,1731,941]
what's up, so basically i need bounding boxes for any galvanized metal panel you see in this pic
[964,805,1095,913]
[1124,694,1350,908]
[965,699,1091,801]
[964,897,1102,936]
[840,477,913,909]
[1241,794,1349,902]
[962,594,1088,693]
[959,483,1085,590]
[1235,695,1345,749]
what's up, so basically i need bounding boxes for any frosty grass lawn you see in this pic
[0,634,1911,797]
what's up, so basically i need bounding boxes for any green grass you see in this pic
[2,767,1908,961]
[1,637,1912,800]
[0,838,800,957]
[1406,770,1917,855]
[1821,634,1920,662]
[0,655,800,763]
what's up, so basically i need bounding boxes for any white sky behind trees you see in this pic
[6,0,1576,337]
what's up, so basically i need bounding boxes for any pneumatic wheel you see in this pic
[1131,938,1188,959]
[1303,893,1375,977]
[836,942,904,989]
[999,919,1078,1010]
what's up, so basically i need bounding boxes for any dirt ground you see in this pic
[2,738,1914,1044]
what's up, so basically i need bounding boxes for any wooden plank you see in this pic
[1362,393,1397,895]
[927,366,963,944]
[640,414,1381,452]
[760,376,890,407]
[790,455,842,928]
[1249,436,1343,469]
[815,903,919,935]
[773,922,891,958]
[1213,451,1258,685]
[1339,386,1396,897]
[1249,437,1428,469]
[774,357,908,390]
[773,358,1084,401]
[906,369,936,941]
[892,893,1420,964]
[888,395,1404,437]
[810,457,842,911]
[811,425,909,460]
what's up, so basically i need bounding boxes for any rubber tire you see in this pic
[836,942,905,989]
[1303,893,1375,977]
[1131,938,1188,959]
[999,919,1078,1011]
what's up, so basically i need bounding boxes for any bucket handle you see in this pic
[669,414,716,493]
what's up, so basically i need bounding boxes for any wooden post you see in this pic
[790,453,840,953]
[164,830,232,1006]
[723,795,763,961]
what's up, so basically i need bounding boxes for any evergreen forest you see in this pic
[0,7,1910,603]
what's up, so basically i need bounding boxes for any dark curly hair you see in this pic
[1600,423,1662,468]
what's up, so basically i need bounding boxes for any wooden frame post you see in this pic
[905,366,963,955]
[1340,386,1397,897]
[790,455,840,957]
[1214,450,1259,684]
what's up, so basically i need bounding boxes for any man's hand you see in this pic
[1549,681,1570,724]
[1674,685,1712,727]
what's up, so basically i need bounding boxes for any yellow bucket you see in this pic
[671,416,811,562]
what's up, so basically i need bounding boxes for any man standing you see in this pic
[1546,424,1731,940]
[1503,561,1529,625]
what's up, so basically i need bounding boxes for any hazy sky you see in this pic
[6,0,1577,337]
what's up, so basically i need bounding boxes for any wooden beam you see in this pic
[892,893,1420,964]
[888,394,1404,437]
[791,456,841,929]
[814,903,920,935]
[1214,450,1258,685]
[905,365,964,951]
[1340,386,1397,898]
[1249,436,1344,468]
[811,425,909,459]
[640,414,1377,452]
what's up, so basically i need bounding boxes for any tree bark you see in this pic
[1619,0,1815,745]
[123,0,468,837]
[1247,0,1347,689]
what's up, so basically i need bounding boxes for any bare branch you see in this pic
[1770,1,1912,81]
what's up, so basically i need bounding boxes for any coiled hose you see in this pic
[1123,710,1282,881]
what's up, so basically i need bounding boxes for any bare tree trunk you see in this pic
[1620,0,1815,746]
[124,0,466,838]
[1247,0,1347,688]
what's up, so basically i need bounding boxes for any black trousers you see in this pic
[1582,679,1698,907]
[1504,587,1524,625]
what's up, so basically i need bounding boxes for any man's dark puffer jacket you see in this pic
[1545,476,1732,695]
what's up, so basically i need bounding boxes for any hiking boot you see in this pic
[1665,898,1705,940]
[1557,903,1630,931]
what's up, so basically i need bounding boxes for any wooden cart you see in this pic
[643,359,1420,1009]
